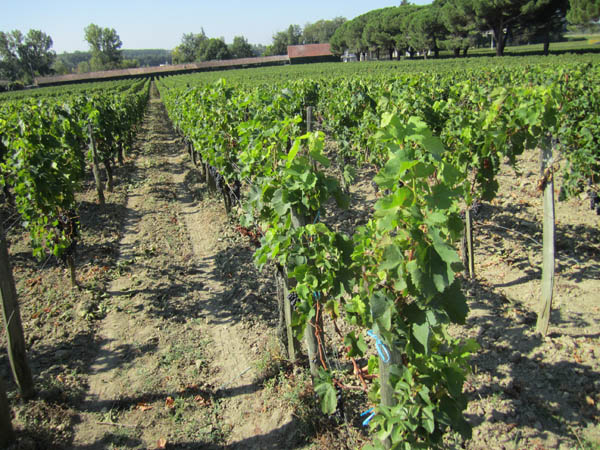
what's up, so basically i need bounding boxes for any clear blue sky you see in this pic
[1,0,430,53]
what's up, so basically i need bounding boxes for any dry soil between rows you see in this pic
[71,84,297,449]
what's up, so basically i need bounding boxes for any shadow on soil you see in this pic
[475,202,600,285]
[69,418,308,450]
[462,277,599,445]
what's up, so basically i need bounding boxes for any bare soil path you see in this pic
[70,83,298,449]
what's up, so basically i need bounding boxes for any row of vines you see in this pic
[157,57,599,448]
[0,78,150,446]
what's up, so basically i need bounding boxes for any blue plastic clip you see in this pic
[313,210,320,224]
[367,330,390,363]
[360,407,375,426]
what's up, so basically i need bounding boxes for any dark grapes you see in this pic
[208,164,241,207]
[56,210,79,264]
[287,292,299,310]
[590,191,599,211]
[471,200,482,217]
[332,385,345,421]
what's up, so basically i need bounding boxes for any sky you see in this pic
[1,0,430,54]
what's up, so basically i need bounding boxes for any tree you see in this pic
[229,36,254,58]
[120,58,139,69]
[395,5,423,57]
[251,43,267,56]
[286,24,303,46]
[406,4,446,58]
[330,21,350,55]
[302,17,346,44]
[265,24,302,55]
[200,38,231,61]
[84,24,123,71]
[77,60,90,73]
[342,13,370,57]
[439,0,479,56]
[51,59,70,75]
[172,30,207,64]
[521,0,568,54]
[567,0,600,23]
[363,8,396,59]
[470,0,530,56]
[0,29,55,82]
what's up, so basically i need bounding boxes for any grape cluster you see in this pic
[287,292,299,310]
[332,385,345,422]
[208,165,241,207]
[589,191,600,215]
[372,180,405,196]
[56,210,79,264]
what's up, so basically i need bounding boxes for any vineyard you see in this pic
[0,55,599,449]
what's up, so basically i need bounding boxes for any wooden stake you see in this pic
[375,332,401,450]
[537,135,555,336]
[0,378,15,447]
[466,208,475,278]
[281,268,297,363]
[87,124,105,205]
[67,255,77,288]
[0,224,34,399]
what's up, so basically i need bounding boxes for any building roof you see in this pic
[287,43,333,59]
[35,55,289,86]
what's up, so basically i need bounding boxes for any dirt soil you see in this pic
[1,83,599,450]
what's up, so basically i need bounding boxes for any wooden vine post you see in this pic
[0,378,14,448]
[465,208,475,278]
[87,123,105,205]
[0,224,34,400]
[298,111,327,378]
[536,135,555,336]
[307,106,317,172]
[276,265,297,362]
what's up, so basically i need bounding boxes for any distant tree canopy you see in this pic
[0,29,55,83]
[567,0,600,23]
[330,0,591,58]
[52,49,170,75]
[265,18,347,56]
[303,17,347,44]
[229,36,254,59]
[84,24,123,70]
[172,31,262,63]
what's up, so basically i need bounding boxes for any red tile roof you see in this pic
[287,43,333,59]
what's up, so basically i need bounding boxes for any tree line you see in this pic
[0,23,131,86]
[171,30,263,64]
[53,49,172,76]
[329,0,600,59]
[170,18,347,63]
[2,0,599,85]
